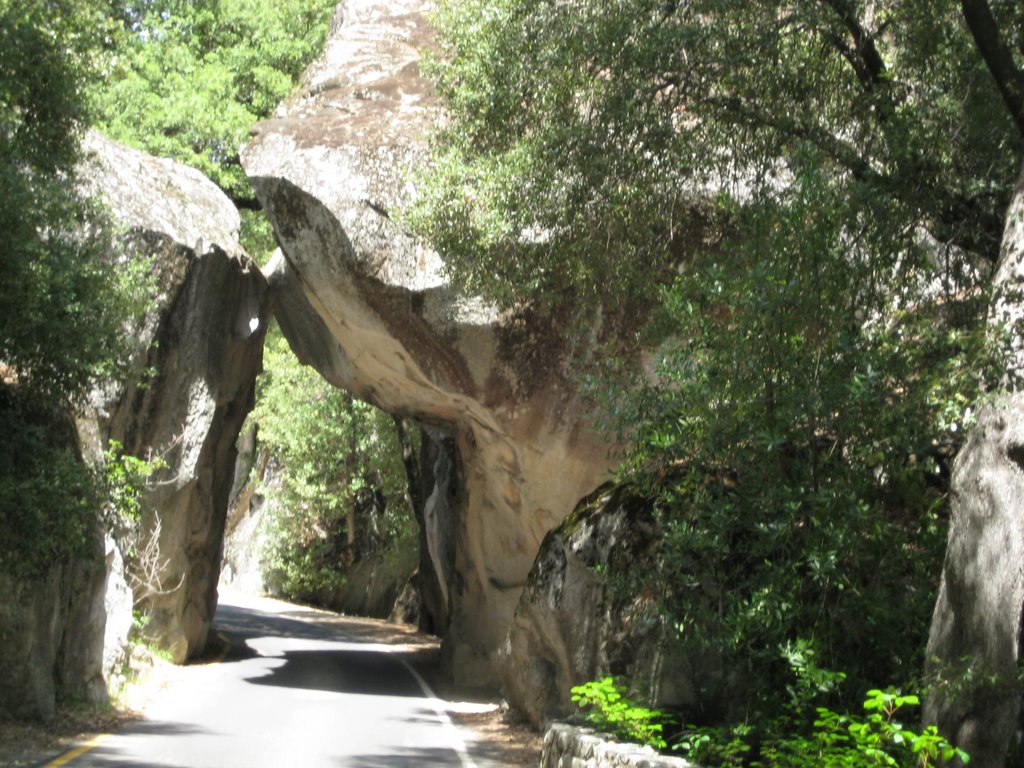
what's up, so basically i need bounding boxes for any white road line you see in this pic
[398,658,479,768]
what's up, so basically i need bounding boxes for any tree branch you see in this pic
[961,0,1024,138]
[818,0,888,91]
[707,94,1005,261]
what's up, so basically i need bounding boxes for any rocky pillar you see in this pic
[78,132,270,663]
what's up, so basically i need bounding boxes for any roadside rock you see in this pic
[220,426,275,595]
[0,528,107,720]
[102,534,133,677]
[925,397,1024,768]
[925,169,1024,768]
[318,542,419,619]
[503,484,706,729]
[77,132,271,663]
[241,0,614,684]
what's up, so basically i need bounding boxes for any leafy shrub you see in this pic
[570,676,670,749]
[676,659,969,768]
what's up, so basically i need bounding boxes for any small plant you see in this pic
[570,676,670,749]
[839,689,969,768]
[677,689,970,768]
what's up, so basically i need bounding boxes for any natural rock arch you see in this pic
[71,0,617,692]
[240,0,616,684]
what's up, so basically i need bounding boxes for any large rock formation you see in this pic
[502,484,710,729]
[241,0,614,684]
[77,132,271,663]
[924,168,1024,768]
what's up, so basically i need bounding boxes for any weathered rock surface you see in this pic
[77,132,271,663]
[241,0,613,684]
[925,169,1024,768]
[318,542,419,619]
[220,426,275,595]
[6,420,111,720]
[503,484,705,729]
[102,533,133,677]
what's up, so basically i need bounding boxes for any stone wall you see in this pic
[540,724,697,768]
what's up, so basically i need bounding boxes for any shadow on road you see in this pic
[334,746,468,767]
[243,648,424,698]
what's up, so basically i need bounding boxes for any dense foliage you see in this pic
[251,326,414,600]
[90,0,337,208]
[0,0,146,577]
[415,0,1024,753]
[411,0,1022,312]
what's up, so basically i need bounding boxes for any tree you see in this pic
[89,0,337,212]
[412,0,1023,735]
[410,0,1022,311]
[0,0,145,577]
[251,326,413,600]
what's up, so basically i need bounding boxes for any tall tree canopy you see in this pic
[90,0,337,210]
[411,0,1023,311]
[1,0,140,402]
[0,0,144,577]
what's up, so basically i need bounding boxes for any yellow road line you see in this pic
[43,733,110,767]
[43,631,230,766]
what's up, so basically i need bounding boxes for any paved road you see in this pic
[65,591,497,767]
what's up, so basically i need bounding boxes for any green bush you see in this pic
[571,676,670,749]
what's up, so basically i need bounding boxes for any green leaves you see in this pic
[571,677,670,750]
[682,682,969,767]
[89,0,337,202]
[414,0,1021,311]
[251,325,413,599]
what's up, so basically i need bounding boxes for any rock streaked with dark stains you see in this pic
[77,132,271,663]
[241,0,615,685]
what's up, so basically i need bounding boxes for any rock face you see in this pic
[0,541,107,720]
[102,534,134,677]
[924,169,1024,768]
[503,484,703,729]
[0,407,107,719]
[241,0,613,684]
[319,543,419,619]
[924,397,1024,767]
[77,132,271,663]
[220,427,275,595]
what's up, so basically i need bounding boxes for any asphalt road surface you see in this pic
[64,591,503,767]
